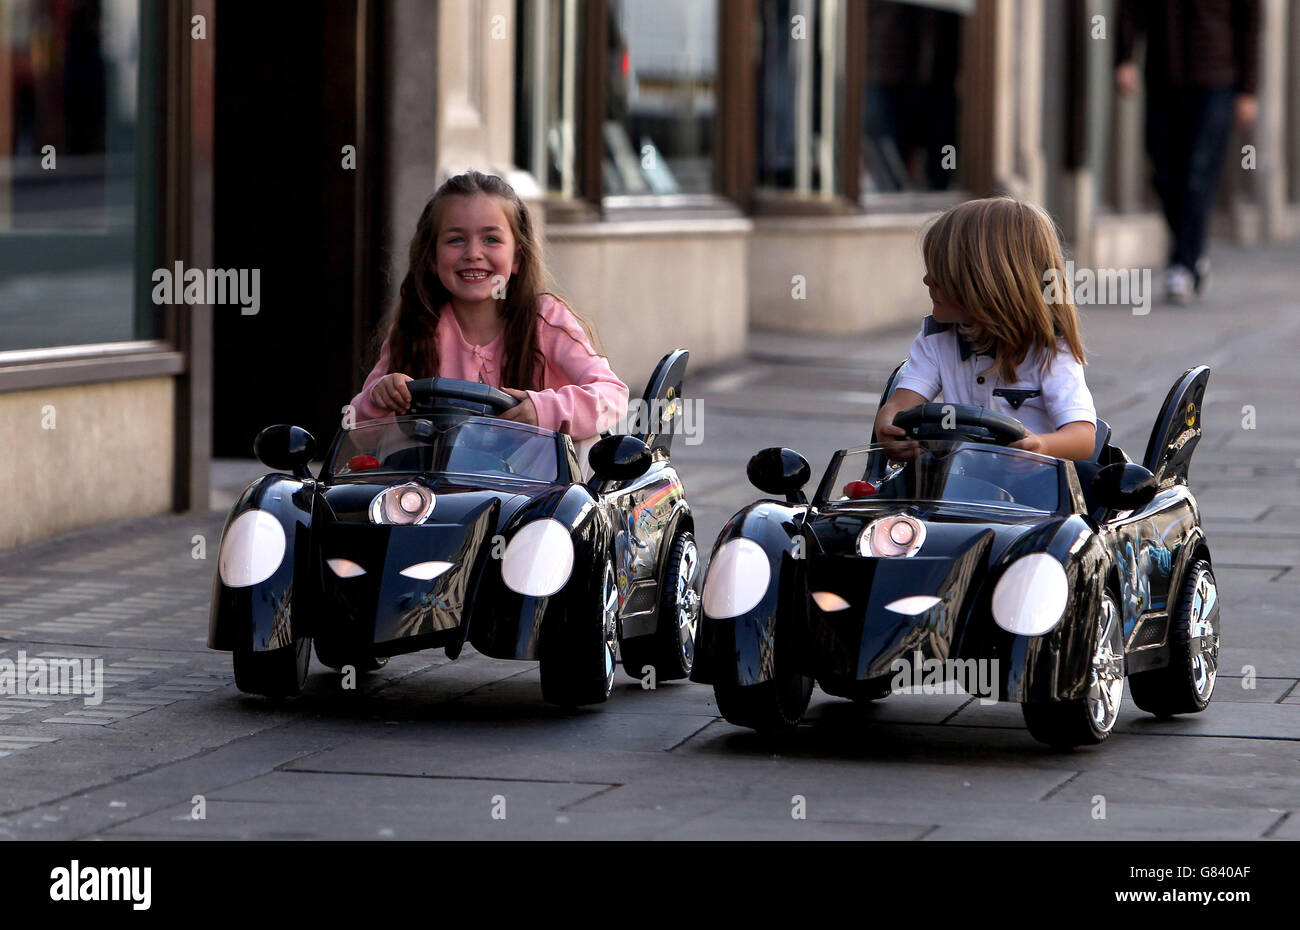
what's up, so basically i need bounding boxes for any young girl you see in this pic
[351,171,629,453]
[873,197,1098,461]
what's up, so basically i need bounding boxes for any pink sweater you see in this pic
[350,294,629,440]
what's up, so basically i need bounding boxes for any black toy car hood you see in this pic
[311,477,555,648]
[805,501,1074,683]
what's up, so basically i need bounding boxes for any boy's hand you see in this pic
[1008,432,1044,454]
[498,388,538,426]
[372,373,413,413]
[876,421,919,461]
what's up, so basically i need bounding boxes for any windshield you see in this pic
[325,417,559,482]
[819,441,1062,512]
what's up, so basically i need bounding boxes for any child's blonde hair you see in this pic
[921,197,1086,382]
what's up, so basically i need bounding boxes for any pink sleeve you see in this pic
[525,303,629,438]
[350,340,396,422]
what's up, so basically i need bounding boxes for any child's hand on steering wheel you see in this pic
[877,422,919,461]
[498,388,538,426]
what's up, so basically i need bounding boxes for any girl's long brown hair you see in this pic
[376,170,597,391]
[921,197,1086,382]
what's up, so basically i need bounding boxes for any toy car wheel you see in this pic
[714,631,813,735]
[313,642,388,675]
[233,636,312,698]
[620,530,700,683]
[1021,593,1125,748]
[1129,559,1219,717]
[541,559,618,707]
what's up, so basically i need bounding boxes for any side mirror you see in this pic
[589,435,652,482]
[254,425,317,479]
[747,447,811,503]
[1092,462,1157,512]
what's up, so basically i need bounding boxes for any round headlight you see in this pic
[858,515,926,558]
[219,509,287,588]
[501,519,575,597]
[370,482,435,525]
[701,538,771,619]
[992,553,1068,636]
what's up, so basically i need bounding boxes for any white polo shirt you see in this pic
[893,316,1097,435]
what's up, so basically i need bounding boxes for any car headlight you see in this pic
[326,558,366,579]
[992,553,1068,635]
[858,514,926,557]
[370,482,435,525]
[219,509,286,587]
[702,538,770,619]
[501,519,574,597]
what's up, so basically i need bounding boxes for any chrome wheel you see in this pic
[1187,566,1220,701]
[675,539,700,667]
[600,561,618,692]
[1087,596,1125,734]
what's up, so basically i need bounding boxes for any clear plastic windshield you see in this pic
[325,417,559,482]
[820,440,1062,512]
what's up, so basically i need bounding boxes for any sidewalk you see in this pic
[1,240,1297,839]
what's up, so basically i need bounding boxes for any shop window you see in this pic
[756,0,846,198]
[0,0,152,351]
[603,0,718,199]
[861,0,967,197]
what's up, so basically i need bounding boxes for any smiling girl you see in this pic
[351,171,628,444]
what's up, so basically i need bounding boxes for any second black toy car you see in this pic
[208,350,700,708]
[692,363,1219,748]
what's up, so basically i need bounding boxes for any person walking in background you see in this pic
[1115,0,1260,304]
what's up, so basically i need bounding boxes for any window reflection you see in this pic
[0,0,143,351]
[604,0,716,197]
[862,0,965,195]
[757,0,843,196]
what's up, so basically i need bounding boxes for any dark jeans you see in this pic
[1144,85,1235,274]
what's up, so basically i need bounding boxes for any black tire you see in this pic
[620,530,700,683]
[1129,559,1219,717]
[234,637,312,697]
[540,559,618,707]
[715,672,813,734]
[1021,592,1125,748]
[313,640,388,674]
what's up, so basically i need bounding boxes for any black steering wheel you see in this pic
[892,403,1027,446]
[405,377,519,418]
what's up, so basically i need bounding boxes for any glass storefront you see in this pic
[0,0,151,351]
[604,0,716,198]
[756,0,845,197]
[862,0,967,195]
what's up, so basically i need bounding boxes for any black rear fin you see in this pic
[636,349,690,455]
[1142,366,1211,488]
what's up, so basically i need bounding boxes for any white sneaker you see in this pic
[1165,265,1194,305]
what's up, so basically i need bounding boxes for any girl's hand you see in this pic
[372,372,413,413]
[1009,432,1045,454]
[498,388,538,426]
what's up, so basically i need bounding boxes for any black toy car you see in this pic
[208,350,700,708]
[692,363,1219,748]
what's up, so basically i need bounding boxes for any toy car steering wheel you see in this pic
[892,403,1027,446]
[405,378,520,417]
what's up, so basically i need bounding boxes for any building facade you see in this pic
[2,0,1297,549]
